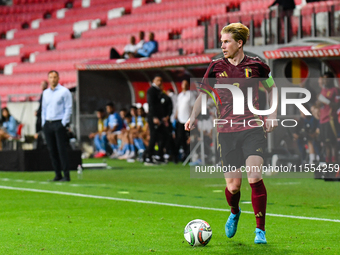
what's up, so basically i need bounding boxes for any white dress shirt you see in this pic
[177,90,195,124]
[41,84,72,127]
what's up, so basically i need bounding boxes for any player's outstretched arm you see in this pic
[185,92,203,131]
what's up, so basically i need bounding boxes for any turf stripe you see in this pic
[1,185,340,223]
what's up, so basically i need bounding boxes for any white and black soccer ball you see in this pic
[184,219,212,246]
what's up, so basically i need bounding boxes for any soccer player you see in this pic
[318,72,339,164]
[185,23,278,244]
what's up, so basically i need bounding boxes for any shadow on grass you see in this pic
[183,240,295,255]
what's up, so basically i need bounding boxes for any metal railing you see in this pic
[204,3,340,49]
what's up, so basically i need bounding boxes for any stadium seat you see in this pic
[12,24,73,39]
[0,55,22,68]
[151,51,180,58]
[181,26,205,39]
[33,46,114,62]
[0,70,76,86]
[3,0,336,104]
[11,60,76,74]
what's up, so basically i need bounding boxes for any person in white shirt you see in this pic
[135,31,145,51]
[42,70,72,182]
[174,80,195,161]
[166,88,177,124]
[123,36,138,59]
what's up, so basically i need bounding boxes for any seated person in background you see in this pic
[137,106,150,148]
[130,107,147,158]
[122,36,138,59]
[135,31,145,51]
[117,109,147,161]
[105,102,124,158]
[89,108,107,158]
[135,32,158,58]
[117,113,136,160]
[136,106,147,130]
[0,107,18,150]
[130,105,138,126]
[120,108,128,129]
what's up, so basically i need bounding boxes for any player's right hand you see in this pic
[184,118,194,131]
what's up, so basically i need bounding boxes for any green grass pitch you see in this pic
[0,159,339,254]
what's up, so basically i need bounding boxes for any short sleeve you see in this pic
[199,61,217,94]
[259,61,274,89]
[260,62,271,79]
[104,118,108,128]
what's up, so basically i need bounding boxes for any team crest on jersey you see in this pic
[244,67,252,78]
[218,71,228,77]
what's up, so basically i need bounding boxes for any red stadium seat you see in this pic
[20,43,48,56]
[13,24,73,39]
[12,60,77,74]
[151,51,180,58]
[0,55,22,68]
[0,70,76,86]
[181,26,205,39]
[3,0,325,104]
[33,46,113,62]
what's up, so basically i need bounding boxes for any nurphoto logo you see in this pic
[197,81,312,128]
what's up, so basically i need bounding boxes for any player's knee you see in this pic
[227,186,241,194]
[248,178,262,184]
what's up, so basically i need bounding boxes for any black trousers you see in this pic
[176,122,190,157]
[110,48,120,59]
[36,117,42,133]
[162,121,175,156]
[145,120,165,160]
[43,120,70,178]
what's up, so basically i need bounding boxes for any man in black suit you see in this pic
[35,80,48,138]
[159,84,174,163]
[144,75,165,165]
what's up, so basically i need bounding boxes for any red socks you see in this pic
[332,156,336,163]
[225,187,240,214]
[225,180,267,231]
[250,179,267,231]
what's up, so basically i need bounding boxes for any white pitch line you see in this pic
[0,185,339,223]
[0,178,110,188]
[275,182,301,185]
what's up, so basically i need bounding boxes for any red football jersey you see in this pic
[201,55,271,133]
[319,87,339,124]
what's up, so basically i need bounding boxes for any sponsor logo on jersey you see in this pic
[218,71,228,77]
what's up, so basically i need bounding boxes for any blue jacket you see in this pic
[2,116,18,137]
[137,41,158,57]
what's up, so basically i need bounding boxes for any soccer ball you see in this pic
[184,219,212,246]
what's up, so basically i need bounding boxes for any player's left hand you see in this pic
[265,116,278,133]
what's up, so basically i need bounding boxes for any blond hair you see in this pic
[221,23,249,47]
